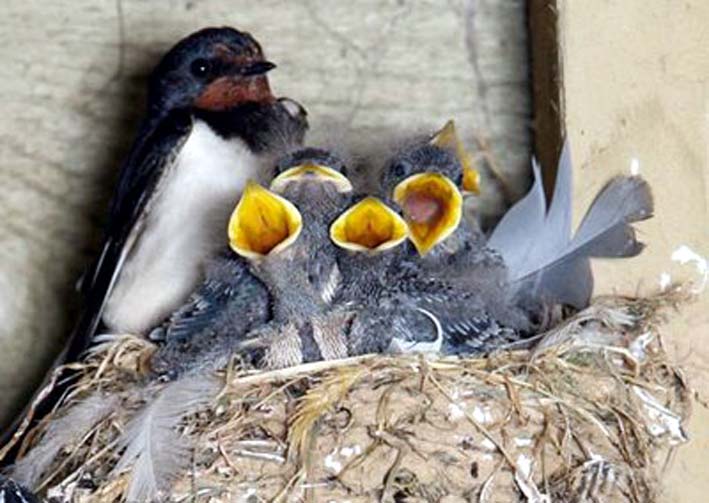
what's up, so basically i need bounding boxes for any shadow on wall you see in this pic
[0,55,154,427]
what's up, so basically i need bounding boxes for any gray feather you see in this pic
[113,375,219,502]
[570,175,653,258]
[487,159,547,277]
[12,393,118,488]
[489,142,653,308]
[531,143,573,263]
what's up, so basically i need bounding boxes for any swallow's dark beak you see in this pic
[241,60,277,76]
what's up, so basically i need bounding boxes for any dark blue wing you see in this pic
[70,109,193,359]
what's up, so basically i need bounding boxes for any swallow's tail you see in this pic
[488,142,653,308]
[112,375,219,502]
[11,393,119,489]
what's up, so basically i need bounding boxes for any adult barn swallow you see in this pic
[96,27,306,341]
[0,27,306,461]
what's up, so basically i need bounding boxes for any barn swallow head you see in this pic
[149,27,277,113]
[330,197,409,254]
[228,182,302,260]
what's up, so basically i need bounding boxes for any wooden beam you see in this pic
[529,0,564,198]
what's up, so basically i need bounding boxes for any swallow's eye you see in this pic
[391,162,409,179]
[190,58,211,78]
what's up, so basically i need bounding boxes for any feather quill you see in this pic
[489,142,653,308]
[112,375,219,502]
[12,393,118,488]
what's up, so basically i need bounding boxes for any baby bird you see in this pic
[152,147,354,374]
[328,196,422,355]
[227,148,355,368]
[378,122,529,353]
[381,131,655,355]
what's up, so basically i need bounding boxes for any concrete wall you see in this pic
[558,2,709,501]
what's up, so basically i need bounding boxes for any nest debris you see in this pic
[10,288,694,502]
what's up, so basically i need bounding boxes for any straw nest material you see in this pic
[10,288,693,502]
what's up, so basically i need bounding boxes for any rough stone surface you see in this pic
[0,1,531,426]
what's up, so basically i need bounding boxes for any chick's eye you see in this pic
[392,162,408,178]
[190,58,211,77]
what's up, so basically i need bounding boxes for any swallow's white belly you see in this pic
[103,120,269,334]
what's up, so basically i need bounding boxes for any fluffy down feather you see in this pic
[12,393,118,489]
[112,375,220,502]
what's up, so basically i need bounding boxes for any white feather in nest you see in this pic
[112,375,220,502]
[12,393,119,489]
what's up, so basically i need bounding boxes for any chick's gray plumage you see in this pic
[266,148,352,312]
[325,200,445,356]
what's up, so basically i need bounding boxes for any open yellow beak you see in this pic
[270,163,353,194]
[228,181,302,259]
[330,197,409,253]
[393,173,463,256]
[430,120,481,195]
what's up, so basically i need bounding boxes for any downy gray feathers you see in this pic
[112,375,220,502]
[12,393,119,489]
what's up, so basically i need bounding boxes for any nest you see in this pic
[10,289,693,502]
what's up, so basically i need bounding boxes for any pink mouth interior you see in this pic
[404,192,443,224]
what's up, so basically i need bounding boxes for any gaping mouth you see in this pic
[270,163,353,194]
[393,173,463,256]
[228,182,302,259]
[430,120,481,195]
[330,197,409,253]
